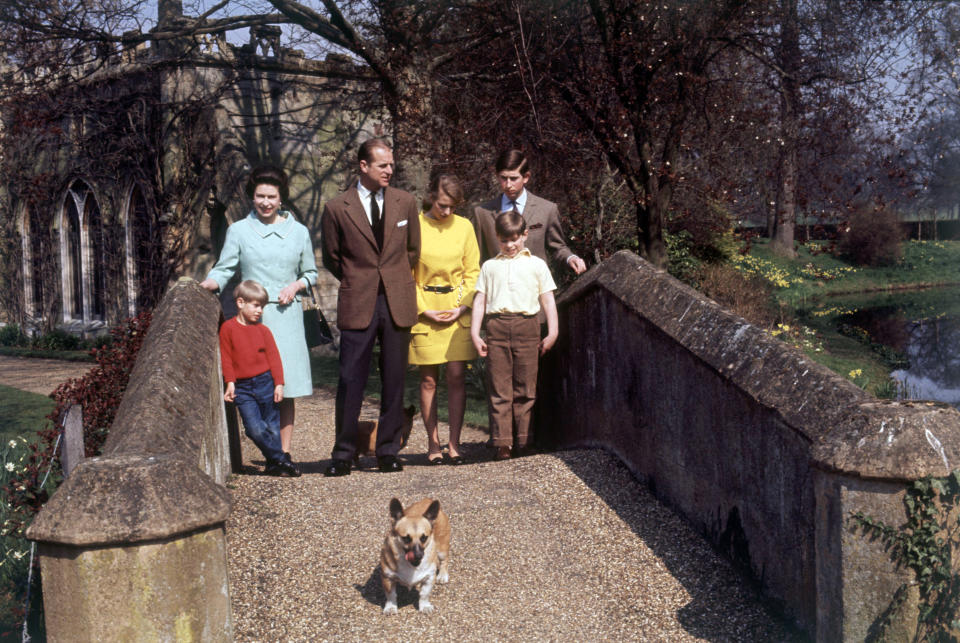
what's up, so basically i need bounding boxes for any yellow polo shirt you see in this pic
[475,249,556,315]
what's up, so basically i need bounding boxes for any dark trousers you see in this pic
[234,371,286,464]
[332,293,411,461]
[484,314,540,449]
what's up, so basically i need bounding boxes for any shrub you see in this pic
[837,205,903,266]
[30,329,81,352]
[665,230,703,285]
[0,325,28,348]
[696,262,782,328]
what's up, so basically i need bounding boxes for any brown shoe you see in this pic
[494,446,512,461]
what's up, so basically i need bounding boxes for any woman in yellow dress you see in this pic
[409,174,481,464]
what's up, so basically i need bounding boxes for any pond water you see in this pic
[813,287,960,406]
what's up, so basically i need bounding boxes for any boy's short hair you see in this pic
[494,149,529,175]
[495,210,526,238]
[234,280,268,305]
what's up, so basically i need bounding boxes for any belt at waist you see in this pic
[486,312,536,319]
[423,284,454,293]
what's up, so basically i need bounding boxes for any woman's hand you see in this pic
[423,306,466,324]
[199,278,219,292]
[277,281,303,305]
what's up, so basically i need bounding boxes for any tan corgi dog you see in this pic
[355,405,417,466]
[380,497,450,614]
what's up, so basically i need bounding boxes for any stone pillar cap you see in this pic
[26,454,231,546]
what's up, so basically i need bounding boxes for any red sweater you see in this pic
[219,317,285,385]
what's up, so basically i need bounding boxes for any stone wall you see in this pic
[538,251,960,640]
[26,278,233,641]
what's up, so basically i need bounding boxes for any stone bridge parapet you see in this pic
[539,250,960,640]
[26,278,233,642]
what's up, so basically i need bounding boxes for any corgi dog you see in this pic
[355,405,416,466]
[380,497,450,614]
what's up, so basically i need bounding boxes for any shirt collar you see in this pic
[247,210,295,238]
[494,247,532,260]
[500,189,527,213]
[357,181,383,201]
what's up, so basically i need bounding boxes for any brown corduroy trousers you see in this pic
[484,314,540,448]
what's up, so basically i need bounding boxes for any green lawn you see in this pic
[0,385,54,640]
[0,385,54,443]
[743,238,960,307]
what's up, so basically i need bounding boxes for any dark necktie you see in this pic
[510,200,519,214]
[371,192,383,248]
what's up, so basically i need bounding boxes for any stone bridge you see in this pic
[26,252,960,641]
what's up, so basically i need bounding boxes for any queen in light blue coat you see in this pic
[201,165,317,457]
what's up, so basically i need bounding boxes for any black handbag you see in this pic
[303,288,334,347]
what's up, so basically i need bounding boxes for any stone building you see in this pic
[0,7,382,335]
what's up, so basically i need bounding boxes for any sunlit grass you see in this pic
[745,239,960,307]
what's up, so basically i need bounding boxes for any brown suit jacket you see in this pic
[321,185,420,329]
[472,192,573,269]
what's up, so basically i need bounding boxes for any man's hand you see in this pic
[274,384,284,403]
[223,382,236,402]
[567,255,587,275]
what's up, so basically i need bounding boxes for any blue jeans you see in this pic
[234,371,286,463]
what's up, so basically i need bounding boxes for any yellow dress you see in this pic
[409,212,481,365]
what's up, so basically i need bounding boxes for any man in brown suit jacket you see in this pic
[472,149,587,275]
[320,138,420,475]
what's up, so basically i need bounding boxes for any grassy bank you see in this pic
[740,239,960,306]
[0,385,53,639]
[732,239,960,396]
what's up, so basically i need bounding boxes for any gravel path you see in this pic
[0,356,798,640]
[227,387,798,642]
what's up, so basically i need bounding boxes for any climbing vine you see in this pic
[851,471,960,641]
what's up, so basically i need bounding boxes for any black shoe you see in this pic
[377,456,403,473]
[324,459,351,477]
[264,460,283,476]
[276,459,301,478]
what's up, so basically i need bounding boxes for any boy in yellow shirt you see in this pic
[470,211,558,460]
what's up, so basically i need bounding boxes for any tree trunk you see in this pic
[383,62,443,199]
[770,0,800,258]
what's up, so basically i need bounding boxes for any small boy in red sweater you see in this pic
[220,280,299,477]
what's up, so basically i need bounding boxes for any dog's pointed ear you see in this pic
[423,499,440,522]
[389,498,404,522]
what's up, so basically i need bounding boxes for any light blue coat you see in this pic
[206,211,318,398]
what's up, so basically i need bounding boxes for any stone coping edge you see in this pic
[560,251,960,480]
[26,454,231,546]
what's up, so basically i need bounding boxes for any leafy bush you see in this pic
[837,205,904,266]
[0,326,28,348]
[30,329,81,352]
[665,230,703,285]
[696,262,782,328]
